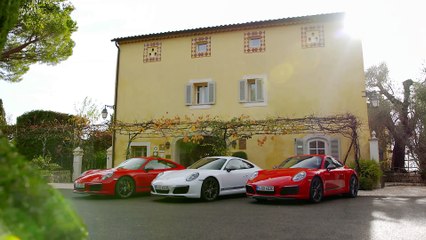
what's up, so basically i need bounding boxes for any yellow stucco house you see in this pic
[111,12,371,168]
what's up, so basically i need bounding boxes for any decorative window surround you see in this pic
[191,36,211,58]
[244,31,266,53]
[143,42,162,63]
[301,25,325,48]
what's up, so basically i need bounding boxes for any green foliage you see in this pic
[0,0,23,51]
[178,136,227,167]
[30,155,61,171]
[1,0,77,82]
[232,151,248,160]
[350,159,382,190]
[15,110,82,170]
[0,137,88,239]
[0,99,6,127]
[82,130,112,170]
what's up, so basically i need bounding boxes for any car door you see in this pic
[331,157,346,192]
[322,157,340,194]
[135,159,171,191]
[220,159,253,192]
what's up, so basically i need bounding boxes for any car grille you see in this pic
[256,190,275,195]
[246,185,255,194]
[156,189,170,194]
[89,184,102,191]
[173,186,189,194]
[280,186,299,195]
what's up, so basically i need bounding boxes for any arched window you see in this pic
[308,139,326,154]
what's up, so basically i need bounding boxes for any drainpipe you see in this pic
[111,40,121,167]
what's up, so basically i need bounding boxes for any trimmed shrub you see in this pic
[232,151,248,160]
[0,137,88,239]
[350,159,382,190]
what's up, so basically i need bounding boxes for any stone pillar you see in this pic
[73,147,84,181]
[106,146,113,169]
[369,131,379,162]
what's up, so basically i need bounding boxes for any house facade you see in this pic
[111,12,371,168]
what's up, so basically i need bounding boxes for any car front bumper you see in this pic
[246,180,311,200]
[151,179,203,199]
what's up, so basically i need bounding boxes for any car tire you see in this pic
[309,177,323,203]
[201,177,219,201]
[115,176,135,199]
[346,175,359,198]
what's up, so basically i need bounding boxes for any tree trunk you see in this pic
[392,139,406,171]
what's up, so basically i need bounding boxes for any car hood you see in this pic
[251,168,313,183]
[156,169,218,181]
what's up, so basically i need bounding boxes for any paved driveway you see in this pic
[61,189,426,240]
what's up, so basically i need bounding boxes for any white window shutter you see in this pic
[185,84,192,106]
[294,138,304,155]
[207,82,215,104]
[239,80,247,102]
[256,78,264,101]
[330,138,340,160]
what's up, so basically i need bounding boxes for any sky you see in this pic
[1,0,425,123]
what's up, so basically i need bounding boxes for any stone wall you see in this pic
[40,170,71,183]
[384,172,423,183]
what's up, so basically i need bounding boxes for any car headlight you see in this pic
[155,172,165,180]
[186,172,199,181]
[292,171,307,182]
[249,171,258,180]
[101,172,114,180]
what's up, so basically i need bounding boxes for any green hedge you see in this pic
[350,159,383,190]
[0,137,88,240]
[232,151,248,160]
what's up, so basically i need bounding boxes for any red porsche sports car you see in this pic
[246,154,358,203]
[74,157,185,198]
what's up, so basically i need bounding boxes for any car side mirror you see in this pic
[326,164,336,171]
[272,165,278,169]
[144,167,154,172]
[226,166,238,172]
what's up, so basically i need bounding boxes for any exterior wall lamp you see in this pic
[101,105,115,120]
[363,91,380,108]
[369,91,380,108]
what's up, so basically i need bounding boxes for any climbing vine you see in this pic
[111,113,362,169]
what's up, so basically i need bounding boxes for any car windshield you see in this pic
[187,157,227,170]
[116,158,146,170]
[278,156,322,169]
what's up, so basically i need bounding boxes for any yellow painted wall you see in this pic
[113,19,370,167]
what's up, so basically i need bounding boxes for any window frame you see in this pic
[308,139,327,155]
[185,79,215,108]
[239,74,267,107]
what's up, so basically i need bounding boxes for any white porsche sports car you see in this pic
[151,156,261,201]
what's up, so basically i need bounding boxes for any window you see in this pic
[195,83,208,104]
[239,78,264,103]
[186,80,215,106]
[295,136,340,160]
[324,157,334,169]
[225,159,253,170]
[244,31,265,53]
[191,36,211,58]
[331,157,343,168]
[130,146,147,158]
[249,37,261,48]
[197,42,208,54]
[144,160,175,170]
[308,140,326,154]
